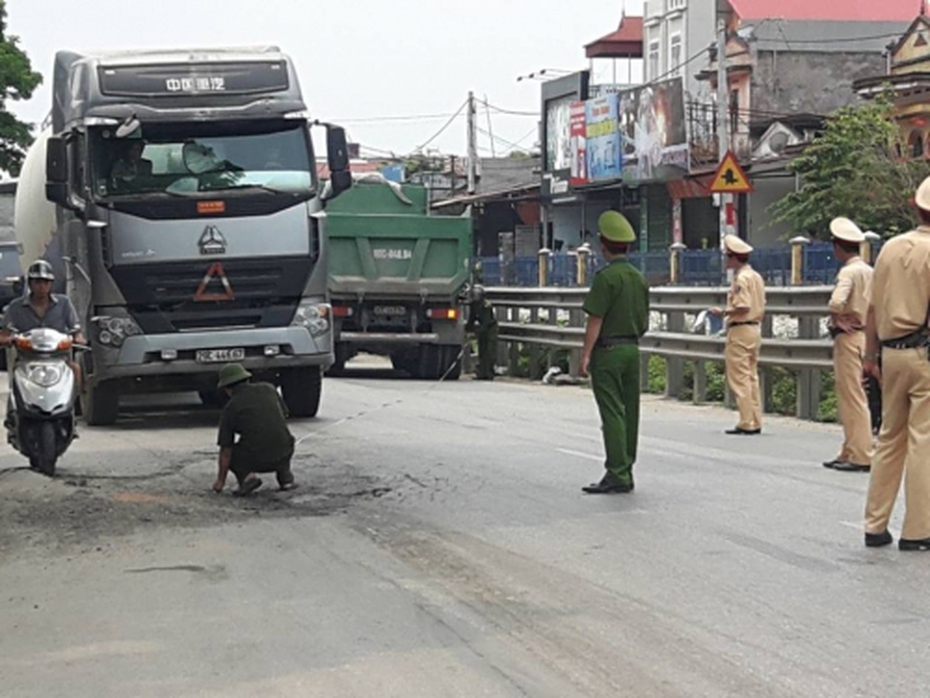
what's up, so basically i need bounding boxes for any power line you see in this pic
[334,112,462,124]
[415,99,468,152]
[485,102,539,117]
[477,126,534,153]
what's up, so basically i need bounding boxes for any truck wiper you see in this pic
[201,183,295,195]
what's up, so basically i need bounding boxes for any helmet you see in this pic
[27,260,55,282]
[471,284,485,302]
[217,362,252,389]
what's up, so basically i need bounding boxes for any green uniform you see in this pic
[582,258,650,486]
[217,382,296,485]
[466,298,498,380]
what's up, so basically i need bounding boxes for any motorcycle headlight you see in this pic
[93,315,142,347]
[292,302,331,338]
[23,363,64,388]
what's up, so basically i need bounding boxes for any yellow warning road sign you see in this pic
[710,150,753,194]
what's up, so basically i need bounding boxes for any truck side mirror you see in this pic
[45,136,69,207]
[326,126,352,199]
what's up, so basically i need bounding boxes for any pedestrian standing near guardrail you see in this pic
[862,176,930,551]
[823,218,873,473]
[579,211,649,494]
[711,235,765,435]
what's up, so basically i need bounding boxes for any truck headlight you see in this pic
[22,363,64,388]
[292,302,330,337]
[92,315,142,348]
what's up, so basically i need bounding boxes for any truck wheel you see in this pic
[198,389,229,409]
[82,381,120,426]
[416,346,443,380]
[281,367,322,418]
[29,421,57,477]
[441,346,463,381]
[390,353,416,377]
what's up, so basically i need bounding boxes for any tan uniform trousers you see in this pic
[865,347,930,540]
[725,324,762,431]
[833,331,872,465]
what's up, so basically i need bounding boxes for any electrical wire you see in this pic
[334,112,462,124]
[414,99,468,152]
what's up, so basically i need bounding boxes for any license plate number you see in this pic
[196,348,245,363]
[373,305,406,316]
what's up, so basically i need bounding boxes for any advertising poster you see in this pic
[585,93,622,181]
[569,101,587,186]
[545,95,573,173]
[620,77,690,183]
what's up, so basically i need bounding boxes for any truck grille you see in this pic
[109,258,311,333]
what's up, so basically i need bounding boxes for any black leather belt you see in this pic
[829,326,864,339]
[596,335,639,348]
[728,321,759,328]
[881,331,929,350]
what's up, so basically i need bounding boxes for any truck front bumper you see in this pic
[96,326,334,379]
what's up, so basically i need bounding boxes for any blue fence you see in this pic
[477,241,882,288]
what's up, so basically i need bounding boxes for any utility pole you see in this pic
[467,91,478,194]
[716,18,733,248]
[484,94,496,157]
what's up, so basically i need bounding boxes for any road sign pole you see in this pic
[716,18,730,250]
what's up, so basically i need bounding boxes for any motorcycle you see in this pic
[5,328,82,476]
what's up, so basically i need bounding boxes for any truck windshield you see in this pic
[90,121,314,199]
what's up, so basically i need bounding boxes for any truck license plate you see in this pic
[196,348,245,363]
[373,305,405,316]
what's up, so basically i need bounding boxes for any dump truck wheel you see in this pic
[281,367,322,418]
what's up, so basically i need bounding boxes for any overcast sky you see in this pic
[7,0,645,159]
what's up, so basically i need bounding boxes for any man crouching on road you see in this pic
[212,363,297,496]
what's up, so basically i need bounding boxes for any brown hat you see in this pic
[723,234,753,255]
[829,217,864,244]
[917,176,930,212]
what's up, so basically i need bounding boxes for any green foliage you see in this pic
[0,1,41,176]
[768,367,798,416]
[646,355,666,394]
[769,95,930,240]
[818,371,838,423]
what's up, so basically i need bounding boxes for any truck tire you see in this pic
[441,346,462,381]
[281,367,322,418]
[82,381,120,426]
[416,345,442,380]
[390,353,417,377]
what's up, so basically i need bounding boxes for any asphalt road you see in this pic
[0,359,926,697]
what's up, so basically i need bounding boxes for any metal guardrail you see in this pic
[486,285,835,421]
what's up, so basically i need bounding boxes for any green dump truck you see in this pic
[326,177,471,379]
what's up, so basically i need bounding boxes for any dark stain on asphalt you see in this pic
[125,564,228,581]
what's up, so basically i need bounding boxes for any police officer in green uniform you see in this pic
[212,363,297,496]
[580,211,650,494]
[466,284,498,380]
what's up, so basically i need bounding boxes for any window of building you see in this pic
[668,0,686,10]
[669,34,682,76]
[910,130,924,159]
[648,40,660,80]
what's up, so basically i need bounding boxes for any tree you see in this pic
[769,95,930,239]
[0,0,41,176]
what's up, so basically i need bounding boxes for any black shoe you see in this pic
[822,459,843,469]
[898,537,930,551]
[833,462,870,473]
[277,471,297,491]
[865,530,893,548]
[582,477,634,494]
[233,476,263,497]
[725,427,762,435]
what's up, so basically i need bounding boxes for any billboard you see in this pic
[545,95,573,173]
[620,77,689,183]
[569,101,587,186]
[585,93,622,181]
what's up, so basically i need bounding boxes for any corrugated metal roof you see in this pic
[730,0,919,22]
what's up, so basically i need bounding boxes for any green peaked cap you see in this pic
[598,211,636,243]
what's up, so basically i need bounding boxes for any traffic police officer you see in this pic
[712,235,765,435]
[823,217,873,473]
[863,176,930,551]
[466,284,498,380]
[580,211,649,494]
[212,363,297,496]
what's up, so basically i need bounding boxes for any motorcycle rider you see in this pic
[0,260,84,342]
[0,260,85,387]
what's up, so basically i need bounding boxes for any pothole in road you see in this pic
[0,457,395,556]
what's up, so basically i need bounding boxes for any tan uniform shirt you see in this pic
[829,256,873,329]
[871,227,930,341]
[726,264,766,325]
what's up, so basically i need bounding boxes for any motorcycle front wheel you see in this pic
[28,421,57,477]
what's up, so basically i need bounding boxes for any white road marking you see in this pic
[556,448,603,462]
